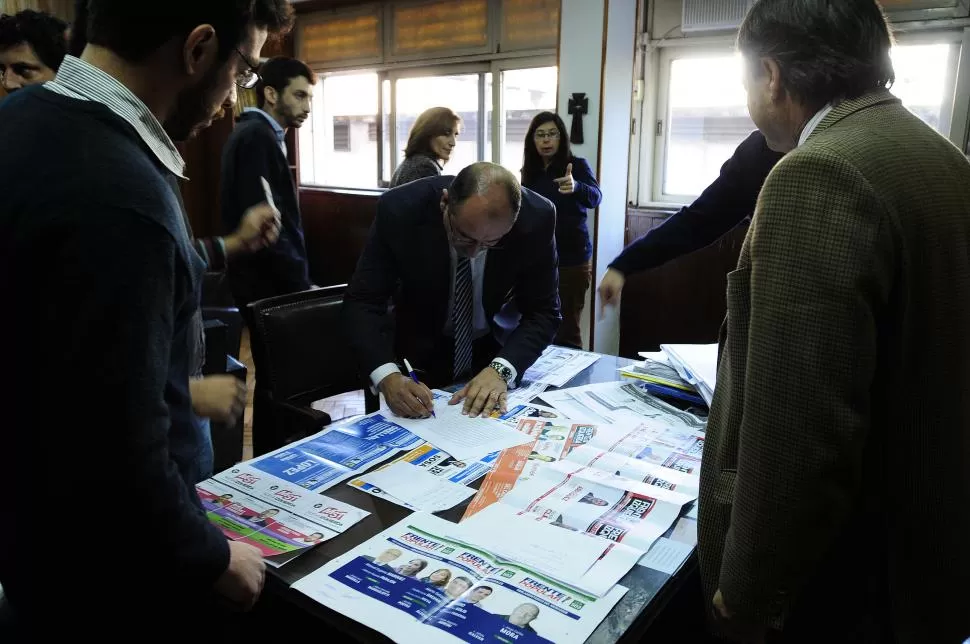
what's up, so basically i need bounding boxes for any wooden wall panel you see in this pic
[618,219,747,357]
[300,189,379,287]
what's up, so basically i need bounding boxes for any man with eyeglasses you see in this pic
[0,10,68,94]
[343,162,561,419]
[221,55,317,319]
[0,0,294,636]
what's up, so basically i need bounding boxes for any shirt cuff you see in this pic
[492,358,518,385]
[370,362,401,391]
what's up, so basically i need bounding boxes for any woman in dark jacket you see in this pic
[521,111,602,349]
[390,106,462,187]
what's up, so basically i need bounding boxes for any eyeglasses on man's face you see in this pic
[533,129,560,141]
[235,49,261,89]
[445,206,504,252]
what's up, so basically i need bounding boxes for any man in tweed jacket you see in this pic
[698,1,970,642]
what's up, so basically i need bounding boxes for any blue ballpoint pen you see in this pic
[403,358,435,417]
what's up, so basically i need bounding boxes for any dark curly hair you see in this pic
[0,10,69,72]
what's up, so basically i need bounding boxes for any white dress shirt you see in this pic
[369,247,518,388]
[798,103,834,147]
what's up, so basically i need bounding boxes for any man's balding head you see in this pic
[441,162,522,258]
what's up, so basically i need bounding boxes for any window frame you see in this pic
[636,27,967,208]
[298,56,557,192]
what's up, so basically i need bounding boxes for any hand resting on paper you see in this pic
[449,366,508,418]
[380,373,435,419]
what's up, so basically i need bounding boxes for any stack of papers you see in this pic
[659,343,719,407]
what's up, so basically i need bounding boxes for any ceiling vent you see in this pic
[681,0,754,34]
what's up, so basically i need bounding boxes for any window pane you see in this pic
[891,43,952,133]
[498,66,558,176]
[299,9,382,66]
[663,54,753,198]
[381,79,391,186]
[501,0,561,51]
[299,72,379,189]
[395,74,482,176]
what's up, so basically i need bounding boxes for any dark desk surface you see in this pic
[266,353,700,643]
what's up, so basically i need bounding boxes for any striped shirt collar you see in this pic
[45,55,187,179]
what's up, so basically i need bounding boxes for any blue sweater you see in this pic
[522,156,602,267]
[0,87,229,617]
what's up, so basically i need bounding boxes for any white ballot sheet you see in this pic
[522,347,601,387]
[358,461,476,513]
[638,537,694,575]
[505,380,550,407]
[292,513,627,644]
[542,381,707,429]
[456,503,643,597]
[388,391,533,461]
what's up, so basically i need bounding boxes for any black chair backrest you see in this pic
[248,285,357,403]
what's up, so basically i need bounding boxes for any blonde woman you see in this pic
[390,106,461,187]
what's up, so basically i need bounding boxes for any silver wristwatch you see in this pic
[489,360,514,385]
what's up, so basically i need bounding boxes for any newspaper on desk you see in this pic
[540,380,708,429]
[196,466,368,565]
[292,513,628,644]
[464,414,702,519]
[521,346,601,387]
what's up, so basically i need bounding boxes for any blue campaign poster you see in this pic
[251,432,397,489]
[335,415,422,450]
[329,557,553,644]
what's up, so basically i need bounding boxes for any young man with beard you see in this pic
[0,0,294,636]
[222,56,316,316]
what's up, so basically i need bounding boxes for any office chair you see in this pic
[248,284,364,456]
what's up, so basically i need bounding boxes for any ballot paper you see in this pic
[521,346,601,387]
[357,461,476,513]
[198,467,369,563]
[292,513,628,644]
[541,381,708,429]
[456,503,643,597]
[388,391,533,461]
[638,537,694,575]
[504,379,550,407]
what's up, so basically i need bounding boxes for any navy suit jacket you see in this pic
[343,176,561,383]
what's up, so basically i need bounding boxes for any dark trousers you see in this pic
[555,261,592,350]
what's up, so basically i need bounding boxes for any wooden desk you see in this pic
[263,353,701,642]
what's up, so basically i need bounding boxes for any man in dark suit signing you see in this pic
[698,0,970,642]
[343,162,561,419]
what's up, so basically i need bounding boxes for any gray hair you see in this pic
[738,0,895,112]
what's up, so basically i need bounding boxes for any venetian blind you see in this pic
[500,0,560,52]
[390,0,488,57]
[298,5,382,67]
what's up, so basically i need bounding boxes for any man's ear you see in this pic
[763,57,784,102]
[183,24,218,77]
[263,85,279,108]
[440,189,449,213]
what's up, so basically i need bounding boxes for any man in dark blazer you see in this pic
[343,162,561,419]
[597,130,782,311]
[221,56,315,320]
[698,1,970,642]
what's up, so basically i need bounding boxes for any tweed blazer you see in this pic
[697,90,970,642]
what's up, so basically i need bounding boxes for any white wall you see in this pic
[592,0,638,355]
[557,0,638,356]
[558,0,606,172]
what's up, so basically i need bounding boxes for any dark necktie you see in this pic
[453,256,473,380]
